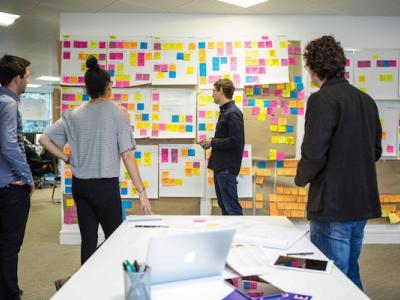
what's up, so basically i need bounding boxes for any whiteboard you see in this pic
[159,144,205,197]
[19,93,51,121]
[151,38,198,85]
[354,49,399,100]
[106,36,152,87]
[150,88,196,138]
[198,39,245,89]
[61,35,108,86]
[376,101,399,158]
[119,145,159,199]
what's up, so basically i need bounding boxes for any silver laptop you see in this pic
[146,228,236,284]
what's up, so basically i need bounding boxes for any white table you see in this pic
[51,216,370,300]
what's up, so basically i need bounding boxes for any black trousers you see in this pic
[72,177,122,265]
[0,184,30,300]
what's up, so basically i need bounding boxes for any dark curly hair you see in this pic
[84,55,110,99]
[303,35,346,80]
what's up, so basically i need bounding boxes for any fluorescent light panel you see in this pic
[217,0,268,8]
[0,12,20,27]
[27,84,42,88]
[37,76,60,82]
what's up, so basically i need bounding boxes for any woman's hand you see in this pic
[139,192,152,214]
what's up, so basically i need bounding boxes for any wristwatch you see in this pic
[138,188,146,195]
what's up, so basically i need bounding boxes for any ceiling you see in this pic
[1,0,400,91]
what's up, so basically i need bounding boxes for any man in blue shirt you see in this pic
[0,54,34,300]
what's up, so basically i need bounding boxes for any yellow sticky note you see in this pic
[186,66,194,75]
[135,92,142,101]
[269,149,277,160]
[359,75,366,83]
[66,199,74,207]
[280,41,289,48]
[157,72,165,79]
[389,212,400,224]
[184,53,191,61]
[175,179,183,186]
[269,49,277,57]
[193,168,200,176]
[270,125,278,132]
[154,52,161,60]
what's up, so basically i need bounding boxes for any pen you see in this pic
[134,225,169,228]
[125,260,135,272]
[133,260,140,272]
[286,252,314,256]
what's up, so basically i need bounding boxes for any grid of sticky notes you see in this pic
[64,195,78,224]
[380,195,400,224]
[206,145,253,199]
[254,161,273,186]
[152,39,198,85]
[377,102,398,157]
[198,40,245,89]
[151,88,196,138]
[61,36,107,85]
[60,87,89,112]
[119,145,158,199]
[159,144,205,197]
[245,79,305,101]
[243,36,289,85]
[354,50,399,99]
[61,145,72,194]
[111,88,151,138]
[197,89,244,142]
[107,37,152,87]
[269,186,308,218]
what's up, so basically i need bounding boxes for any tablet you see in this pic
[224,275,286,300]
[271,255,333,274]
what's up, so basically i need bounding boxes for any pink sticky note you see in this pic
[159,123,166,131]
[271,117,278,125]
[243,99,248,106]
[243,150,249,158]
[289,57,297,65]
[281,58,289,66]
[244,41,251,48]
[274,90,282,97]
[143,74,150,81]
[152,130,159,137]
[63,52,70,59]
[258,41,265,48]
[267,107,275,115]
[99,41,106,49]
[152,93,160,101]
[199,110,206,118]
[64,216,72,224]
[78,77,85,83]
[160,64,168,72]
[61,104,69,112]
[161,148,169,162]
[171,148,178,163]
[277,152,285,160]
[63,76,70,83]
[226,42,233,56]
[217,48,224,56]
[63,41,71,48]
[136,74,143,81]
[252,106,260,115]
[140,129,147,136]
[297,108,304,115]
[199,134,206,141]
[387,145,394,153]
[186,115,193,123]
[298,91,305,99]
[193,218,207,222]
[265,41,272,48]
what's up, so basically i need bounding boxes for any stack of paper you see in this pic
[226,245,273,276]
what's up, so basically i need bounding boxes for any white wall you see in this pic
[60,14,400,49]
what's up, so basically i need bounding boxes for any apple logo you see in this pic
[184,251,196,264]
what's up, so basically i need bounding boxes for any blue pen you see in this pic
[125,260,134,272]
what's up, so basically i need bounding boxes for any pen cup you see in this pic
[124,266,151,300]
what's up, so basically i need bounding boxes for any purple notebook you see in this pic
[223,290,312,300]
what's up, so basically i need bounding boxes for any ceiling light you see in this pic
[27,84,42,88]
[37,76,60,82]
[217,0,269,8]
[0,12,20,27]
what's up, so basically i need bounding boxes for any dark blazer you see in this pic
[208,101,245,176]
[295,77,382,222]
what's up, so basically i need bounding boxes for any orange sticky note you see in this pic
[256,176,264,185]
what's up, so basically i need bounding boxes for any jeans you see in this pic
[214,169,243,216]
[72,177,122,265]
[310,220,367,290]
[0,184,30,300]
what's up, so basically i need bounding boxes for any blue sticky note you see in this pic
[65,186,72,194]
[137,103,144,111]
[65,178,72,185]
[276,161,284,168]
[142,114,149,121]
[264,100,271,107]
[287,125,294,133]
[108,70,115,77]
[83,94,90,101]
[200,63,207,76]
[247,99,255,107]
[254,87,261,96]
[220,56,228,64]
[121,200,132,209]
[186,125,193,132]
[176,52,184,60]
[120,188,128,195]
[188,149,196,156]
[246,76,253,83]
[383,60,390,67]
[243,281,251,290]
[140,42,148,49]
[198,42,206,49]
[296,83,304,91]
[290,91,298,99]
[294,75,302,83]
[212,57,220,71]
[135,151,142,159]
[290,108,298,115]
[199,123,206,131]
[258,161,266,168]
[172,115,179,123]
[169,71,176,78]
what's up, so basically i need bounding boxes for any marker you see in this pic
[286,252,314,256]
[125,260,135,272]
[134,225,169,228]
[133,260,140,272]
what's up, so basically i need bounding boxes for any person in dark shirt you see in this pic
[199,79,244,215]
[295,36,382,290]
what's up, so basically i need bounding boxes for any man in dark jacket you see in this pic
[199,79,245,215]
[295,36,382,290]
